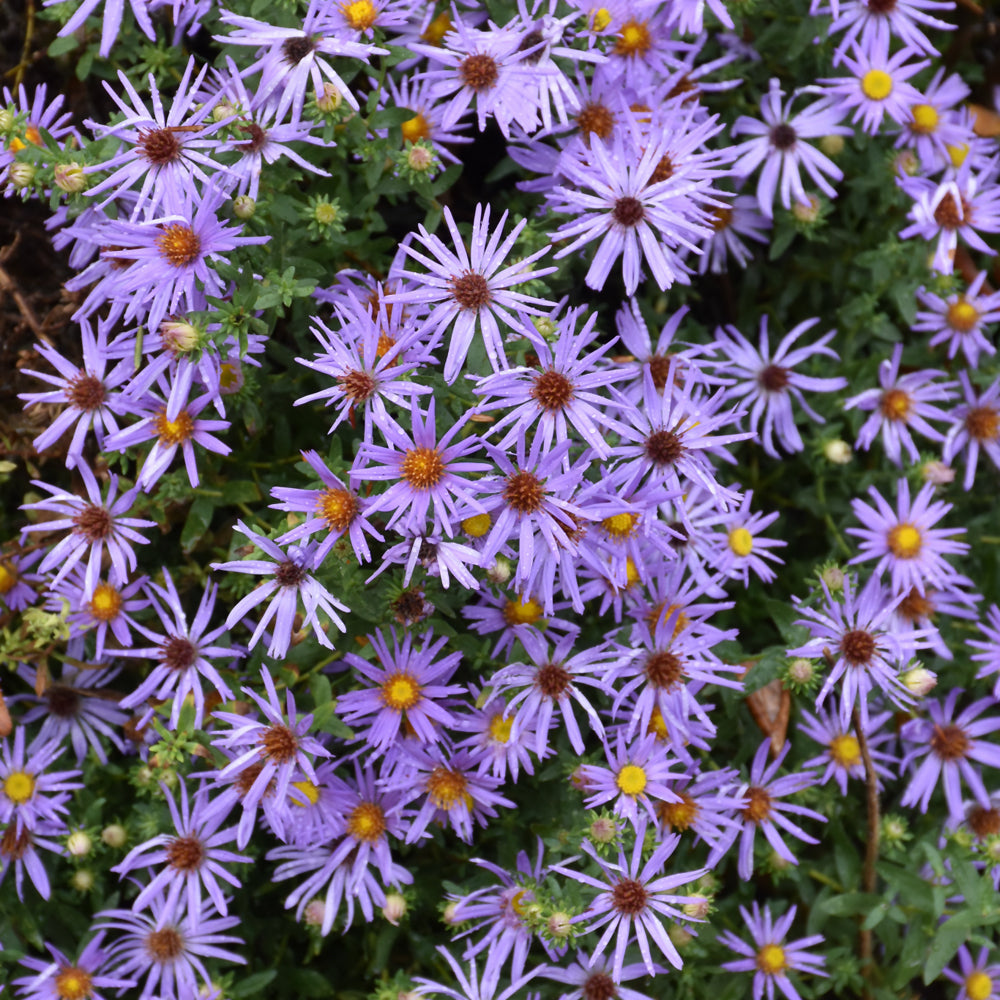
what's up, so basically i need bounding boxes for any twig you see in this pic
[853,704,880,994]
[13,0,36,89]
[0,235,53,346]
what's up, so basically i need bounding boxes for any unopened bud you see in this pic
[66,830,93,857]
[9,161,35,189]
[922,460,955,486]
[787,658,814,684]
[101,823,128,848]
[442,901,460,926]
[213,101,236,123]
[382,892,407,925]
[668,925,694,949]
[547,911,573,939]
[316,83,343,113]
[682,897,710,919]
[406,144,434,173]
[823,439,852,464]
[0,109,14,133]
[70,868,95,891]
[54,162,87,193]
[769,849,793,871]
[303,899,326,926]
[820,134,844,156]
[894,150,919,177]
[589,816,618,844]
[161,318,201,354]
[791,194,821,223]
[233,194,255,219]
[532,316,557,339]
[881,815,908,843]
[820,565,845,593]
[902,666,936,697]
[487,556,511,585]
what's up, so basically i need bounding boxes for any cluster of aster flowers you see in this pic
[5,0,1000,998]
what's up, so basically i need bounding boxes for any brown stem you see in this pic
[853,705,880,994]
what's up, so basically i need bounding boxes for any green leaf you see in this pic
[924,913,977,984]
[180,497,215,553]
[48,34,79,57]
[311,672,333,707]
[368,106,416,129]
[231,970,278,998]
[221,480,261,504]
[820,892,882,917]
[311,701,354,739]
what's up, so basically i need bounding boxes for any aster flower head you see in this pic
[0,728,83,833]
[799,707,896,796]
[942,371,1000,490]
[43,0,157,55]
[0,547,43,613]
[847,478,968,596]
[844,343,955,464]
[900,689,1000,820]
[551,820,707,980]
[413,946,540,1000]
[943,946,1000,1000]
[730,79,849,218]
[0,818,66,901]
[968,604,1000,698]
[913,270,1000,369]
[11,932,135,1000]
[387,203,556,382]
[58,570,149,658]
[718,902,827,1000]
[212,524,348,659]
[539,950,662,1000]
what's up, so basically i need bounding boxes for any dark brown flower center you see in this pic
[645,650,684,689]
[259,723,299,763]
[897,587,934,622]
[46,684,81,718]
[504,470,546,513]
[282,36,316,65]
[67,373,106,411]
[758,364,790,392]
[965,405,1000,441]
[146,927,184,962]
[536,662,572,698]
[644,429,683,466]
[967,805,1000,839]
[612,196,645,228]
[531,370,574,411]
[275,559,307,588]
[582,972,618,1000]
[646,353,676,391]
[517,27,545,63]
[166,834,205,872]
[839,629,876,666]
[450,271,491,310]
[866,0,897,14]
[459,53,499,91]
[72,504,113,541]
[338,368,378,403]
[236,121,268,154]
[391,587,429,625]
[769,123,797,151]
[1,823,31,859]
[611,877,648,915]
[138,127,182,166]
[648,154,674,185]
[162,635,197,671]
[742,786,772,823]
[933,192,969,231]
[930,723,970,761]
[576,102,614,141]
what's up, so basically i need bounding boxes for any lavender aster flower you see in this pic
[943,946,1000,1000]
[0,729,82,832]
[734,738,825,881]
[213,525,348,659]
[798,707,896,796]
[969,604,1000,698]
[11,933,135,1000]
[0,819,66,900]
[44,0,157,56]
[942,372,1000,491]
[913,271,1000,368]
[718,902,827,1000]
[414,947,540,1000]
[539,951,661,1000]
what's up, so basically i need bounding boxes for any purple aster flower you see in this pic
[844,343,955,464]
[657,766,746,863]
[697,192,772,274]
[209,665,331,848]
[490,629,616,756]
[943,946,1000,1000]
[335,627,463,754]
[942,371,1000,490]
[56,571,148,658]
[452,689,543,781]
[718,902,827,1000]
[1,83,75,173]
[475,307,634,460]
[847,478,968,596]
[734,738,825,881]
[271,449,383,563]
[578,732,682,831]
[898,162,1000,274]
[83,59,235,218]
[969,604,1000,697]
[43,0,157,56]
[886,578,980,661]
[21,463,154,598]
[789,573,929,727]
[19,319,133,467]
[0,547,43,613]
[376,70,472,164]
[711,317,846,458]
[386,745,515,844]
[11,933,135,999]
[294,303,432,443]
[113,779,250,922]
[368,530,482,590]
[900,689,1000,819]
[0,818,66,901]
[214,3,387,120]
[798,707,896,796]
[96,896,244,999]
[550,821,707,979]
[820,42,928,135]
[698,490,786,586]
[413,947,540,1000]
[548,125,719,293]
[539,951,661,1000]
[827,0,953,61]
[212,524,348,659]
[895,69,975,171]
[0,729,82,833]
[730,79,849,218]
[116,571,239,730]
[463,589,580,658]
[913,270,1000,368]
[354,399,489,536]
[387,203,556,382]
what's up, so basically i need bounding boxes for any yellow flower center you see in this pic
[829,733,862,768]
[89,582,122,622]
[341,0,377,30]
[488,713,513,743]
[967,971,994,1000]
[3,771,35,804]
[948,143,969,168]
[55,967,94,1000]
[910,103,939,133]
[647,706,668,740]
[381,672,421,711]
[462,512,491,538]
[503,596,543,626]
[602,512,639,541]
[861,69,893,101]
[947,299,980,332]
[0,561,17,594]
[625,557,641,587]
[154,409,194,446]
[400,446,445,489]
[658,793,698,831]
[291,779,320,806]
[614,19,651,56]
[757,944,788,975]
[348,801,386,842]
[616,764,647,796]
[426,766,470,809]
[728,527,753,557]
[887,522,922,559]
[219,362,241,392]
[590,6,612,30]
[316,487,358,532]
[420,10,451,44]
[880,388,912,421]
[401,113,430,144]
[156,223,201,267]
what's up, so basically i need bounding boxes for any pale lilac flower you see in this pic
[913,270,1000,369]
[0,728,82,833]
[942,372,1000,490]
[827,0,953,61]
[943,946,1000,1000]
[11,933,135,999]
[697,193,772,273]
[44,0,157,56]
[798,707,896,796]
[413,947,540,1000]
[968,604,1000,697]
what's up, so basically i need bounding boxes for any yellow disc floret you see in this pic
[861,70,893,101]
[615,764,648,796]
[3,771,36,804]
[828,733,862,768]
[756,944,788,975]
[966,971,994,1000]
[887,522,922,559]
[728,527,753,557]
[381,672,421,711]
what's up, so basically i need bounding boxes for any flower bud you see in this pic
[819,565,845,593]
[881,815,908,844]
[902,666,936,697]
[532,316,557,339]
[487,556,511,585]
[668,925,694,949]
[0,109,14,134]
[9,161,35,189]
[791,194,821,223]
[70,868,95,891]
[442,901,460,926]
[316,83,343,113]
[820,134,844,157]
[823,439,852,464]
[233,194,255,220]
[54,162,87,193]
[161,318,201,354]
[682,896,710,919]
[922,460,955,486]
[66,830,93,857]
[101,823,128,848]
[547,911,573,939]
[213,101,236,123]
[382,892,407,925]
[303,899,326,926]
[893,150,919,177]
[787,658,814,684]
[314,200,341,225]
[406,144,435,173]
[589,816,618,844]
